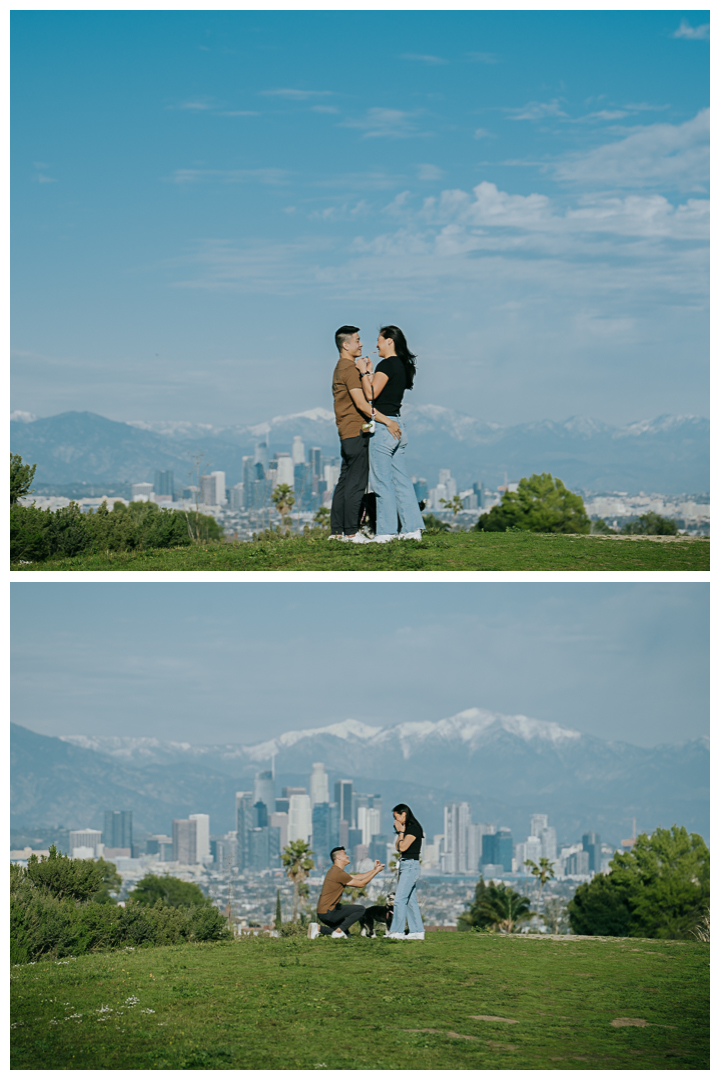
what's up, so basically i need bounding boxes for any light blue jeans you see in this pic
[389,858,423,934]
[369,419,425,537]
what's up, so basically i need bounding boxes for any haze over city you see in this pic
[12,9,709,426]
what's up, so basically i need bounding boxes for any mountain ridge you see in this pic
[10,407,709,492]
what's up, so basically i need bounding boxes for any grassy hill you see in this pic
[11,932,708,1070]
[10,531,710,572]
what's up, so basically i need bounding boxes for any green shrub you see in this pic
[130,873,212,909]
[25,845,106,901]
[10,453,36,505]
[621,512,679,536]
[477,473,590,534]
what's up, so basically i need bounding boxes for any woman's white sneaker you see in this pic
[405,932,425,939]
[371,534,397,543]
[398,530,422,540]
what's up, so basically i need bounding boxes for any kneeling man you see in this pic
[309,847,385,939]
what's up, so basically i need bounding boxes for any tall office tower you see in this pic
[172,819,198,864]
[189,814,210,862]
[288,794,312,843]
[530,814,549,837]
[291,435,306,465]
[253,771,275,811]
[309,763,329,807]
[146,835,173,861]
[495,827,514,871]
[276,453,294,488]
[131,482,153,501]
[214,831,237,870]
[294,463,312,508]
[253,802,268,828]
[582,832,601,873]
[334,780,353,827]
[566,849,590,876]
[515,835,542,869]
[254,442,269,472]
[200,474,218,505]
[69,829,103,858]
[323,463,340,494]
[467,822,494,874]
[103,810,133,851]
[154,470,174,497]
[211,471,227,505]
[357,805,382,846]
[270,812,289,852]
[540,826,557,862]
[309,447,323,479]
[229,482,244,510]
[412,478,428,504]
[438,469,457,498]
[311,802,332,868]
[248,827,270,872]
[369,835,391,863]
[235,791,254,871]
[443,802,472,873]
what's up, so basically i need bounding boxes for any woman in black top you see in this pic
[386,802,425,940]
[355,326,425,542]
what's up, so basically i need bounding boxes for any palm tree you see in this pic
[281,839,315,921]
[439,495,464,518]
[524,856,556,919]
[272,484,296,534]
[459,878,534,934]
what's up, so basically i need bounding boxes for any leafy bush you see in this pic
[476,473,590,534]
[10,454,36,505]
[422,513,451,533]
[10,857,231,963]
[621,512,678,535]
[10,499,222,562]
[568,825,709,939]
[458,877,534,933]
[130,873,212,909]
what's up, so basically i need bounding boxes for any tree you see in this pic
[272,484,296,533]
[439,495,464,518]
[275,889,283,929]
[10,454,37,505]
[422,513,450,533]
[524,857,556,910]
[542,897,569,935]
[621,512,678,536]
[313,506,331,529]
[130,874,211,909]
[281,839,315,921]
[567,825,709,939]
[92,859,123,904]
[591,518,616,534]
[476,473,590,534]
[25,844,105,901]
[458,877,534,934]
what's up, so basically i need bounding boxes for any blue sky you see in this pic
[12,10,709,426]
[11,583,708,748]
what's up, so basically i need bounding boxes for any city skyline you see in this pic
[11,583,709,747]
[12,10,709,425]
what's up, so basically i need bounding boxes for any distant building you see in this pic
[292,436,306,465]
[357,804,382,847]
[288,794,312,843]
[412,477,428,504]
[334,779,353,828]
[309,447,323,480]
[309,763,330,807]
[103,810,133,852]
[69,828,103,858]
[276,454,294,489]
[270,811,289,853]
[230,482,244,510]
[189,814,211,862]
[443,802,472,873]
[565,849,590,876]
[582,832,602,873]
[482,828,513,872]
[235,791,254,871]
[154,470,174,497]
[172,818,198,864]
[369,834,391,864]
[131,482,153,502]
[312,802,337,868]
[467,823,495,874]
[145,834,173,861]
[253,771,275,811]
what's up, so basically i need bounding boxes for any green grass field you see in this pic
[10,531,710,572]
[11,933,708,1070]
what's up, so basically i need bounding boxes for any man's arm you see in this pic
[345,860,385,888]
[348,388,401,440]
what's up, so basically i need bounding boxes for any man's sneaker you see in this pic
[405,931,425,940]
[347,533,370,543]
[307,922,321,940]
[330,928,347,939]
[371,534,397,543]
[398,530,423,540]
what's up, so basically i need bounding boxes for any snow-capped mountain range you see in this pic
[10,405,709,491]
[11,710,708,843]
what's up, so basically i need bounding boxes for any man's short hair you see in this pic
[335,325,359,353]
[330,846,346,863]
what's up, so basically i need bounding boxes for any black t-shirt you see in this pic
[373,356,408,417]
[401,820,424,861]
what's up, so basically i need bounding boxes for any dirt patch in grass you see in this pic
[469,1014,519,1023]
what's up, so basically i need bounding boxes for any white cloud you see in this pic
[259,88,333,99]
[417,164,444,181]
[673,19,709,40]
[507,99,567,121]
[167,168,288,185]
[341,107,427,139]
[555,109,709,191]
[400,53,447,65]
[37,174,57,184]
[473,128,495,139]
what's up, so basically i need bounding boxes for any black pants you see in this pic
[317,904,366,936]
[331,434,369,535]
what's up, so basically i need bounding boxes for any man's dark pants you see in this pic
[317,903,366,936]
[331,434,369,535]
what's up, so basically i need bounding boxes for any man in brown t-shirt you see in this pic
[330,325,401,540]
[309,846,385,939]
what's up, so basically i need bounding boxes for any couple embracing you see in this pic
[330,325,425,543]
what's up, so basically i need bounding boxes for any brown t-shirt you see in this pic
[332,356,366,441]
[317,864,352,914]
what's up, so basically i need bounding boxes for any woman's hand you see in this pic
[355,356,372,374]
[386,419,401,441]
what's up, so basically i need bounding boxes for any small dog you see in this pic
[359,894,397,938]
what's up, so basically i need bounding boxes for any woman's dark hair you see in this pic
[392,803,424,838]
[379,325,417,390]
